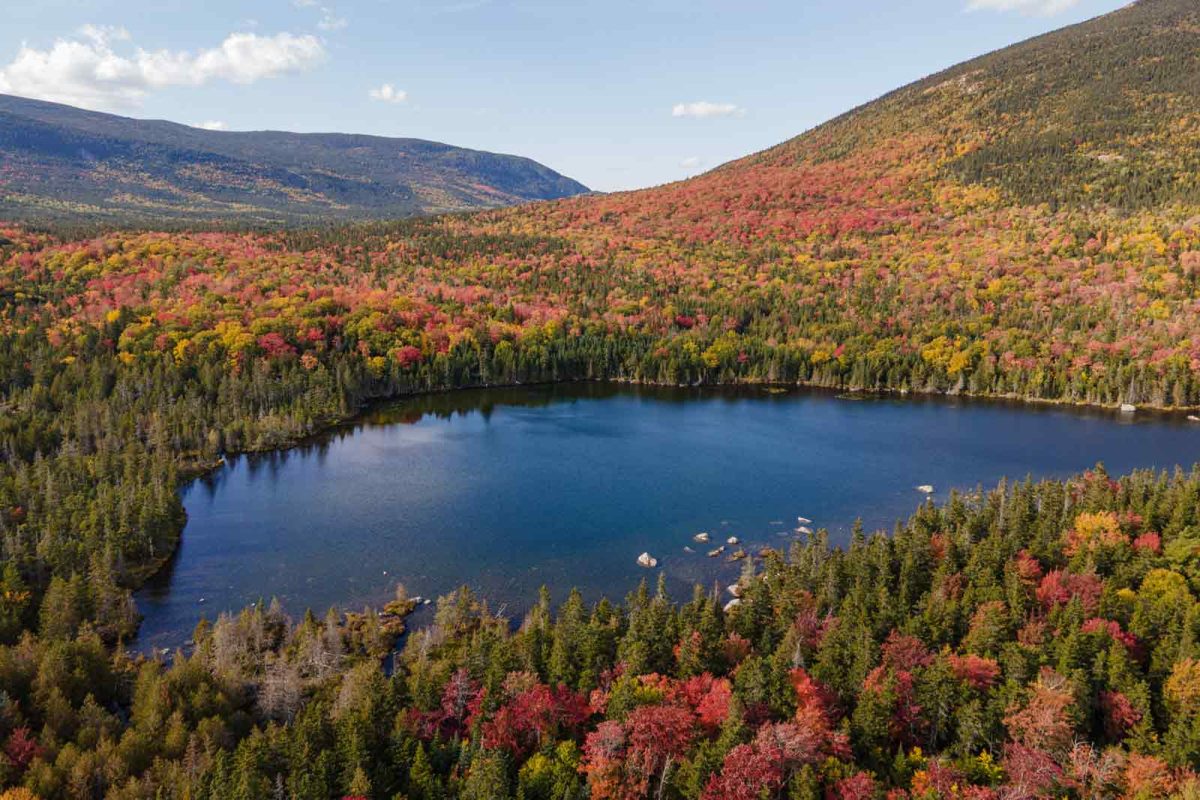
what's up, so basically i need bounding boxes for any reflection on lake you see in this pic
[135,384,1200,649]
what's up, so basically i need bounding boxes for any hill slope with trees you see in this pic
[0,94,590,225]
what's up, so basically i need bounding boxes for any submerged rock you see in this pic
[707,546,726,558]
[693,532,711,543]
[637,552,658,568]
[1120,403,1137,413]
[726,536,739,545]
[917,485,934,494]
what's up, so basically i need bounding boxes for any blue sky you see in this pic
[1,0,1128,191]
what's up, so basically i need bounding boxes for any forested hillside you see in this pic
[0,94,589,224]
[4,0,1200,797]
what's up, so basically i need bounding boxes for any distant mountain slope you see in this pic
[0,94,589,224]
[531,0,1200,232]
[774,0,1200,210]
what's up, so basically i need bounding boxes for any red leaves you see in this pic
[1002,743,1065,798]
[702,743,778,800]
[1012,550,1043,586]
[479,678,591,758]
[703,720,843,799]
[257,331,296,358]
[1004,668,1076,755]
[880,630,933,672]
[625,703,695,772]
[3,727,43,771]
[861,663,925,748]
[1123,753,1176,798]
[790,667,841,723]
[394,344,423,367]
[1099,690,1141,740]
[948,653,1001,692]
[1080,618,1140,657]
[440,667,478,728]
[703,670,849,799]
[1036,570,1101,615]
[1132,531,1162,554]
[827,772,878,800]
[673,673,733,733]
[582,704,694,800]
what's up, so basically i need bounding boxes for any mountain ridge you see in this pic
[0,93,590,225]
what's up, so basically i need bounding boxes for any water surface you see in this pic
[136,384,1200,649]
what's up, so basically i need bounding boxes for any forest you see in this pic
[3,0,1200,796]
[2,465,1200,799]
[3,209,1200,797]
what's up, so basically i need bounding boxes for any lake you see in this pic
[135,384,1200,649]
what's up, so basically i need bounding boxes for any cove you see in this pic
[135,384,1200,650]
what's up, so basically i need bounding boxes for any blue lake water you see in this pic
[135,384,1200,649]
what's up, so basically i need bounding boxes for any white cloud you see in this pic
[368,83,408,104]
[0,25,326,111]
[671,100,744,119]
[680,156,703,169]
[965,0,1081,15]
[195,120,227,130]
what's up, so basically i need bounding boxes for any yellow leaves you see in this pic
[1063,511,1125,557]
[947,350,972,376]
[173,338,192,364]
[920,336,952,368]
[118,351,135,366]
[105,309,122,324]
[1166,658,1200,717]
[449,328,478,352]
[934,182,1002,212]
[0,787,43,800]
[701,332,742,369]
[367,355,388,377]
[922,335,977,376]
[1146,299,1170,321]
[213,320,255,354]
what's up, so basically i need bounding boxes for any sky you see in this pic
[0,0,1130,192]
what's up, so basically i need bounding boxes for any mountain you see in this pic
[390,0,1200,406]
[5,1,1200,404]
[527,0,1200,231]
[0,93,589,224]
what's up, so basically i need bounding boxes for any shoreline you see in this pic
[124,375,1200,648]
